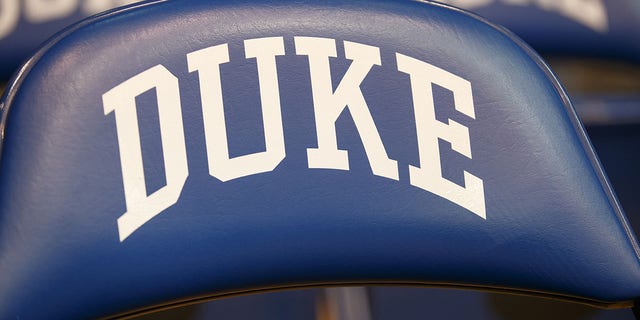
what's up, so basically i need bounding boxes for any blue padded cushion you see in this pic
[1,0,640,319]
[440,0,640,61]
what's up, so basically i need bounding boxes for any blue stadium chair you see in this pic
[1,0,639,319]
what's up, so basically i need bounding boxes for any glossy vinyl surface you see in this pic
[0,0,639,319]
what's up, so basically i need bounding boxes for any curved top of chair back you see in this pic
[1,0,639,318]
[0,0,138,80]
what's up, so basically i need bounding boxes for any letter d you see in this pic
[103,65,188,241]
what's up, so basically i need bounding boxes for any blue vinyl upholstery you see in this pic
[1,0,639,319]
[436,1,640,238]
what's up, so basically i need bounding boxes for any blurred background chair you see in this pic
[0,0,139,80]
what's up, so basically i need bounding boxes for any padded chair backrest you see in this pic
[0,0,139,80]
[1,0,640,319]
[440,0,640,61]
